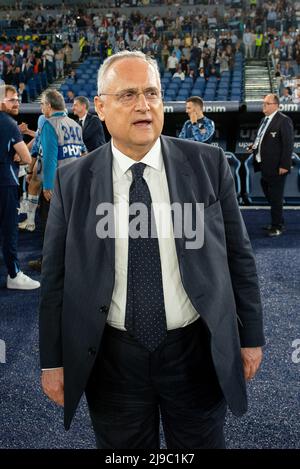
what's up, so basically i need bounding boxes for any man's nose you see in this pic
[134,92,150,111]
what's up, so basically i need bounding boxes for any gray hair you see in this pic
[42,89,65,111]
[97,50,161,95]
[74,95,90,110]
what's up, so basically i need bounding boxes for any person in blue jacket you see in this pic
[179,96,215,143]
[28,89,86,272]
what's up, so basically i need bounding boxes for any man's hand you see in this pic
[43,189,53,202]
[279,167,288,175]
[189,111,198,124]
[19,122,28,134]
[241,347,263,381]
[13,153,21,162]
[41,368,64,406]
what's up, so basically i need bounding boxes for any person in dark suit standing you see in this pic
[39,51,264,449]
[72,96,106,152]
[250,94,294,236]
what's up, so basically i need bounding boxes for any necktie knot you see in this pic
[131,163,146,181]
[79,119,83,127]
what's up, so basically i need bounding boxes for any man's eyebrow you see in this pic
[117,87,159,93]
[117,88,139,93]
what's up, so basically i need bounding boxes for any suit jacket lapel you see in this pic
[160,135,200,259]
[89,143,115,272]
[83,113,91,132]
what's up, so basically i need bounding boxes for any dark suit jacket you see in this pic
[82,112,106,152]
[253,111,294,178]
[39,136,264,430]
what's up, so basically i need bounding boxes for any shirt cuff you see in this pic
[42,367,63,371]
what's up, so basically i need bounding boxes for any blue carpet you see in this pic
[0,209,299,448]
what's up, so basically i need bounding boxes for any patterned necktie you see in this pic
[125,163,167,352]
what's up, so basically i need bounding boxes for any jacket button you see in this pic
[100,305,109,314]
[88,347,96,356]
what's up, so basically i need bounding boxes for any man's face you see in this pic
[40,99,51,118]
[72,100,85,117]
[1,91,20,116]
[94,58,164,159]
[186,101,197,117]
[262,95,278,116]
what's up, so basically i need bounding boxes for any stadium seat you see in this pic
[60,84,69,93]
[177,90,190,100]
[225,152,242,200]
[191,88,203,97]
[71,84,81,94]
[180,82,192,90]
[245,154,300,204]
[244,155,266,204]
[283,154,300,204]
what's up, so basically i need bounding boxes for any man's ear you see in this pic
[94,96,105,121]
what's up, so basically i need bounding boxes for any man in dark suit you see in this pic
[251,94,294,236]
[40,51,264,449]
[72,96,106,152]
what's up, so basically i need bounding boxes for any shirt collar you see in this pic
[80,113,88,125]
[266,109,278,122]
[51,111,67,117]
[111,138,163,181]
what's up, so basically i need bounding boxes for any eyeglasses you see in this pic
[263,102,277,105]
[4,98,20,104]
[99,88,164,105]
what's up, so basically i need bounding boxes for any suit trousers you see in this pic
[261,174,287,228]
[39,192,50,245]
[85,318,226,449]
[0,186,20,277]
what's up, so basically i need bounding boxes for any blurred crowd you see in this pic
[0,0,299,102]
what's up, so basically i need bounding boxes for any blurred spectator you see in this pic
[42,45,55,82]
[281,60,295,78]
[207,66,220,80]
[279,87,293,103]
[161,43,170,70]
[65,90,75,104]
[167,51,178,75]
[18,82,28,103]
[243,28,254,59]
[173,66,185,81]
[55,49,64,79]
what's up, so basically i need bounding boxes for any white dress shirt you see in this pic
[255,110,278,162]
[107,138,199,330]
[79,113,87,128]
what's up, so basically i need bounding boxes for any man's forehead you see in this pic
[106,59,158,86]
[6,91,18,99]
